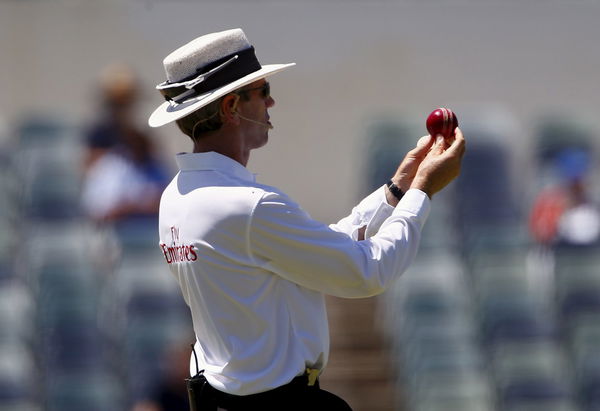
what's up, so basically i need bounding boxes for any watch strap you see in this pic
[386,180,405,201]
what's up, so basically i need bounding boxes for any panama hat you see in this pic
[148,28,295,128]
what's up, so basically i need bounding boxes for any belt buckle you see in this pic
[305,368,319,386]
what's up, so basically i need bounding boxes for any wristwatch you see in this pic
[386,180,404,201]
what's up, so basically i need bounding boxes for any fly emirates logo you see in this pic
[160,226,198,264]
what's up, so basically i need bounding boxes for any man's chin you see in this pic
[255,135,269,149]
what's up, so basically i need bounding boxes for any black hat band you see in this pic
[159,46,261,104]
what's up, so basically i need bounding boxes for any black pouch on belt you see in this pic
[186,343,219,411]
[186,372,218,411]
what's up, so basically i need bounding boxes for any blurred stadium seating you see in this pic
[379,110,600,411]
[0,114,190,410]
[0,108,599,410]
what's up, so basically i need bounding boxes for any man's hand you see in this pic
[385,135,435,206]
[410,127,466,198]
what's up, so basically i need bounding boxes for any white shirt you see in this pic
[81,152,162,219]
[158,151,430,395]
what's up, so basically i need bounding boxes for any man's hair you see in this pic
[176,90,252,141]
[175,97,224,140]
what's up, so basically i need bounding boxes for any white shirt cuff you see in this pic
[392,188,431,229]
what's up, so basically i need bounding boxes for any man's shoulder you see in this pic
[160,177,289,211]
[228,183,295,212]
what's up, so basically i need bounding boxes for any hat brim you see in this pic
[148,62,295,128]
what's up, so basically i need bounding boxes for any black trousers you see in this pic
[186,373,352,411]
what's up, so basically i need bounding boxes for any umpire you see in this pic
[148,28,465,410]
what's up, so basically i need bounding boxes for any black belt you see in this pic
[186,371,320,411]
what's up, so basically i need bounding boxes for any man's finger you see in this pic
[408,135,434,158]
[431,135,447,155]
[444,127,466,158]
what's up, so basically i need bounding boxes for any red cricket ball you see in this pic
[426,108,458,139]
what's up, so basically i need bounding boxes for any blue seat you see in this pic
[126,289,182,316]
[483,312,555,346]
[25,164,82,220]
[561,289,600,320]
[362,119,420,194]
[15,116,82,222]
[454,141,521,228]
[45,372,121,411]
[501,378,571,407]
[0,378,29,401]
[533,116,594,165]
[42,321,103,373]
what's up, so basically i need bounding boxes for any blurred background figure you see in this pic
[81,63,170,226]
[130,340,191,411]
[76,64,191,411]
[0,59,187,410]
[530,147,600,248]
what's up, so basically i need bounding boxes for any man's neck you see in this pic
[193,129,250,167]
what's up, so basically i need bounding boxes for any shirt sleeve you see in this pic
[247,188,431,298]
[329,185,395,240]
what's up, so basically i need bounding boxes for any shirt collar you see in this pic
[176,151,257,183]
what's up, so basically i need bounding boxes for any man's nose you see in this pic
[266,95,275,108]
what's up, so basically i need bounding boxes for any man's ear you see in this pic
[220,94,240,125]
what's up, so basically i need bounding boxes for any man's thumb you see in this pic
[411,135,433,157]
[417,135,432,147]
